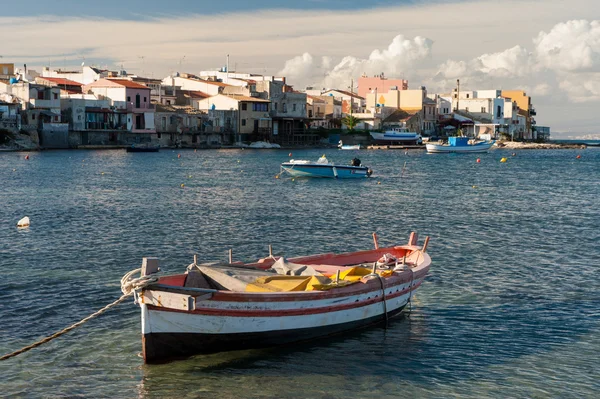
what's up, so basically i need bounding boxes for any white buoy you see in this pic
[17,216,30,228]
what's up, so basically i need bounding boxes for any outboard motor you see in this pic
[351,158,361,166]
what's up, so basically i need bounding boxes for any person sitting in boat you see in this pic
[351,158,361,166]
[317,155,329,164]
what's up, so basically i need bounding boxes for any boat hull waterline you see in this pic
[426,140,495,153]
[131,234,431,363]
[280,163,371,178]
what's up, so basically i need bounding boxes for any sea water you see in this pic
[0,147,598,398]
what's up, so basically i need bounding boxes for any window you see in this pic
[127,96,131,102]
[309,110,313,117]
[53,93,58,100]
[292,104,296,112]
[274,103,278,111]
[481,107,486,113]
[466,94,470,98]
[283,103,287,113]
[252,103,268,112]
[162,117,166,129]
[78,115,82,121]
[37,91,44,100]
[144,97,147,102]
[465,107,469,112]
[32,114,36,120]
[241,119,246,126]
[241,103,247,111]
[166,100,171,105]
[496,105,502,118]
[157,133,161,138]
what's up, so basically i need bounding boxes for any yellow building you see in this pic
[366,89,424,112]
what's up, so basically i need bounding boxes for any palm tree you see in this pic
[342,115,359,132]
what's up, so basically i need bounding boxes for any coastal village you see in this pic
[0,61,549,150]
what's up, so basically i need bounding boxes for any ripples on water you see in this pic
[1,148,599,398]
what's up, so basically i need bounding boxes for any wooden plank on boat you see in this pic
[141,290,210,311]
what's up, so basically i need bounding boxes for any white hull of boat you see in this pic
[426,140,495,153]
[339,145,361,150]
[370,132,421,143]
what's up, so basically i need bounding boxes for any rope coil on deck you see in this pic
[0,268,157,362]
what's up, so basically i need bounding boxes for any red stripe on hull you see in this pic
[146,281,422,317]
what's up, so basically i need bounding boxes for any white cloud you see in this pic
[534,20,600,72]
[278,34,433,89]
[558,73,600,102]
[477,45,533,77]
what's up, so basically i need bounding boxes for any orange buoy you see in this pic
[177,154,181,158]
[576,155,581,159]
[25,154,29,160]
[476,158,481,163]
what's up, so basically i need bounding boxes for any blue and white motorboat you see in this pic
[280,156,372,178]
[426,137,495,153]
[338,140,361,150]
[370,128,422,144]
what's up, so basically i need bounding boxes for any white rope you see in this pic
[0,268,157,362]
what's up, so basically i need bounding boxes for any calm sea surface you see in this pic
[1,147,599,398]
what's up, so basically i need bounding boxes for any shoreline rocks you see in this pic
[496,141,587,150]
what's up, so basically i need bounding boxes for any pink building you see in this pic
[357,73,408,98]
[83,79,155,132]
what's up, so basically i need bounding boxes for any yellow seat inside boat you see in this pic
[245,266,374,292]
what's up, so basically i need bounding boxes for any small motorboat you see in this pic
[126,144,160,153]
[426,137,495,153]
[370,128,422,144]
[338,140,361,150]
[122,232,431,363]
[280,155,372,178]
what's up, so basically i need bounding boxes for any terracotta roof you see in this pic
[39,77,83,86]
[106,79,150,89]
[226,94,270,102]
[307,95,326,103]
[383,110,417,123]
[181,90,210,99]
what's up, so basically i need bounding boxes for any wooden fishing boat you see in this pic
[124,232,431,363]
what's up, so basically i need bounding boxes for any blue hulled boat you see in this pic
[280,156,372,178]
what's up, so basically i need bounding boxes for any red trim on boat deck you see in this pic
[146,280,422,317]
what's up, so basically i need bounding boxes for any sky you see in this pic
[1,0,600,137]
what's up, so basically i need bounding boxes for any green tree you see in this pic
[342,115,359,132]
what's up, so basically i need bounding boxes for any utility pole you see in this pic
[456,79,460,112]
[350,78,354,116]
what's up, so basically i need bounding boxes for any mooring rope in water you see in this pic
[0,268,156,362]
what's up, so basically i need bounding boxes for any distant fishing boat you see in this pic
[338,140,361,150]
[426,137,495,153]
[370,128,422,144]
[126,144,160,153]
[280,155,372,178]
[122,232,431,363]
